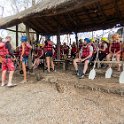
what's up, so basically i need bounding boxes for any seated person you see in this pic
[99,37,109,61]
[62,42,69,59]
[71,42,77,59]
[106,34,121,71]
[73,38,93,79]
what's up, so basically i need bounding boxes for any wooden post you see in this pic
[57,28,61,60]
[36,32,39,43]
[16,25,18,47]
[75,32,78,48]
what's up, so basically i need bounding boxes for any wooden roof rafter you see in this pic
[114,0,121,21]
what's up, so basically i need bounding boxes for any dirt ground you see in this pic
[0,70,124,124]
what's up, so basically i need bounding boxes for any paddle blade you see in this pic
[119,71,124,84]
[105,67,113,78]
[88,68,96,80]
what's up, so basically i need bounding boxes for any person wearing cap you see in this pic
[20,36,32,83]
[73,38,93,79]
[0,36,16,87]
[98,37,109,61]
[106,33,121,71]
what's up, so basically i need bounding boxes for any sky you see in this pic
[0,0,121,46]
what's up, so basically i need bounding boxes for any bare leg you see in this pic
[46,57,50,72]
[1,70,7,86]
[106,53,112,67]
[73,58,80,71]
[116,54,121,71]
[50,57,55,70]
[7,71,14,86]
[22,62,27,81]
[83,60,89,74]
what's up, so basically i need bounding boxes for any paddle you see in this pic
[89,49,99,80]
[119,63,124,84]
[105,50,116,78]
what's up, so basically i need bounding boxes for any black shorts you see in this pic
[45,51,53,57]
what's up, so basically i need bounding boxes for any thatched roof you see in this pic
[0,0,124,35]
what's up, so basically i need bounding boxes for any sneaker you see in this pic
[7,83,17,87]
[79,74,84,79]
[75,70,79,76]
[1,83,7,87]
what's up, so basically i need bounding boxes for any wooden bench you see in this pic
[53,59,66,70]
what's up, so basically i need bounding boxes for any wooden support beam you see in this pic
[36,32,39,43]
[95,61,123,64]
[83,7,97,27]
[16,25,18,47]
[25,22,40,33]
[75,32,78,48]
[114,0,121,20]
[40,18,54,33]
[57,27,61,60]
[6,28,35,34]
[53,17,63,30]
[31,19,48,34]
[96,1,107,20]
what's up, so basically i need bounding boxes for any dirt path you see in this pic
[0,71,124,124]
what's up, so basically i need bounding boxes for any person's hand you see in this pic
[81,59,85,62]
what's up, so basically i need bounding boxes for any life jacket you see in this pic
[63,45,69,54]
[44,41,53,52]
[71,46,77,53]
[111,42,121,53]
[81,45,90,58]
[100,42,109,54]
[0,42,9,58]
[20,43,31,56]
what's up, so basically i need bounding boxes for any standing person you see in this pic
[0,36,16,87]
[73,38,93,78]
[20,36,32,83]
[106,34,121,71]
[44,36,55,73]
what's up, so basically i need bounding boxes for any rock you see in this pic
[55,82,64,93]
[49,78,58,83]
